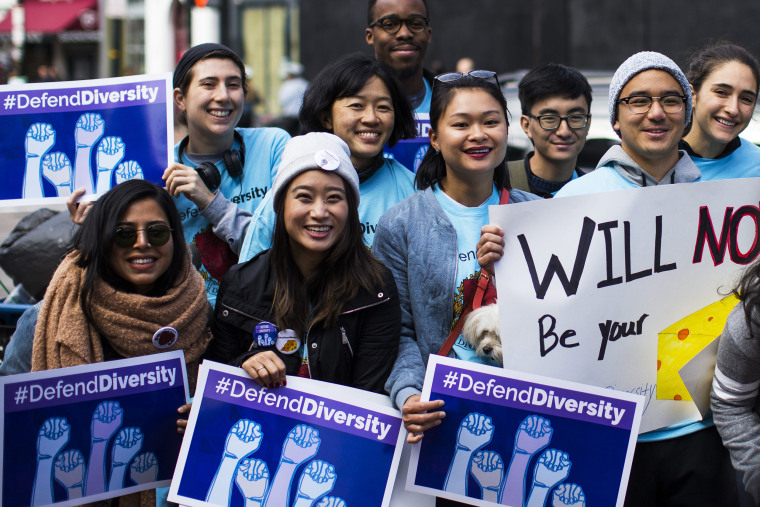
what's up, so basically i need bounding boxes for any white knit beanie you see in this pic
[271,132,359,208]
[609,51,692,135]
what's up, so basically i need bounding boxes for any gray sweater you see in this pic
[711,303,760,502]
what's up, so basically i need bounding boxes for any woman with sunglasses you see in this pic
[681,42,760,180]
[238,52,417,260]
[30,179,211,505]
[208,133,400,394]
[372,71,538,443]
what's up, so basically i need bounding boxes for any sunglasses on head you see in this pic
[114,224,173,248]
[434,70,501,89]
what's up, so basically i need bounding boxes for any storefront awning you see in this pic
[0,0,98,34]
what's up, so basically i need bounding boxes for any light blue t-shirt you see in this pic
[433,184,500,365]
[693,137,760,181]
[238,157,415,262]
[174,127,289,304]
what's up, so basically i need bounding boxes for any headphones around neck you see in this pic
[178,130,246,191]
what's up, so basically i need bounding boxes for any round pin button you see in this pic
[153,326,178,349]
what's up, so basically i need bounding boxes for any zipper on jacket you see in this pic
[220,303,265,323]
[340,326,353,356]
[341,296,390,315]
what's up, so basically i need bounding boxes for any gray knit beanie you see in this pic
[609,51,692,135]
[271,132,359,208]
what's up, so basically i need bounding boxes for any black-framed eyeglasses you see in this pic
[114,224,173,248]
[434,70,501,89]
[527,113,590,130]
[369,14,429,34]
[617,95,686,114]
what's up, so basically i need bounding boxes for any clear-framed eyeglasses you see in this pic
[526,113,590,130]
[617,95,686,114]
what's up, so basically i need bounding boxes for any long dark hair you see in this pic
[415,75,511,191]
[299,53,416,147]
[75,180,186,323]
[735,261,760,330]
[270,174,385,335]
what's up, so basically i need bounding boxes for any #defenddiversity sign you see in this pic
[490,178,760,432]
[0,351,189,507]
[0,74,172,207]
[170,361,405,507]
[408,356,643,507]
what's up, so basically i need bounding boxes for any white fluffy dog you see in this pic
[462,303,502,366]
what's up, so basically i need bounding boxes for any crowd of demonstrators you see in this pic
[509,63,593,197]
[239,52,417,260]
[5,2,760,505]
[682,43,760,180]
[208,133,401,393]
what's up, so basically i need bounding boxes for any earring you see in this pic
[435,148,440,154]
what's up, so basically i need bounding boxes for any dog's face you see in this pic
[462,304,502,366]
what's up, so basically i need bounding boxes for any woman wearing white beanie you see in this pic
[207,132,401,394]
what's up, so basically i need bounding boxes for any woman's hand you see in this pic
[402,394,445,443]
[176,403,192,434]
[66,187,92,225]
[242,351,287,388]
[477,224,505,275]
[163,162,215,210]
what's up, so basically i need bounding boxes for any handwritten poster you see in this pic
[490,178,760,432]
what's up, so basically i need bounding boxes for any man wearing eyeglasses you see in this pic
[552,53,741,507]
[366,0,433,172]
[509,63,593,198]
[555,52,700,198]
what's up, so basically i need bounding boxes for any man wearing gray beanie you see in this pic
[556,52,740,506]
[555,51,701,197]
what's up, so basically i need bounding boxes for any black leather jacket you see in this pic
[207,250,401,394]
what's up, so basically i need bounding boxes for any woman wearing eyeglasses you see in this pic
[30,179,211,505]
[373,71,539,443]
[680,42,760,180]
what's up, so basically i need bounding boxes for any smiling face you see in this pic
[614,70,686,178]
[175,58,244,153]
[323,76,395,169]
[108,198,174,295]
[430,88,508,185]
[365,0,431,80]
[521,94,590,176]
[690,60,758,156]
[283,170,349,277]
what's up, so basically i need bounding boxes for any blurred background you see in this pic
[0,0,759,125]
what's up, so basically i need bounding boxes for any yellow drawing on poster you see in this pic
[656,295,739,401]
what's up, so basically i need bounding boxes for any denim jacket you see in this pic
[373,186,539,409]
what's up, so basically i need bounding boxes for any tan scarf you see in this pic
[32,249,211,377]
[31,250,210,507]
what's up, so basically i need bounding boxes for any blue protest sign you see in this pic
[0,74,172,207]
[170,361,405,507]
[408,355,643,506]
[0,351,189,507]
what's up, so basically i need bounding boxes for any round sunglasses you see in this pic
[114,224,173,248]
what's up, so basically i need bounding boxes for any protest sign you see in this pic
[169,361,405,507]
[0,351,189,507]
[408,355,643,506]
[0,74,172,207]
[385,112,430,173]
[490,178,760,432]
